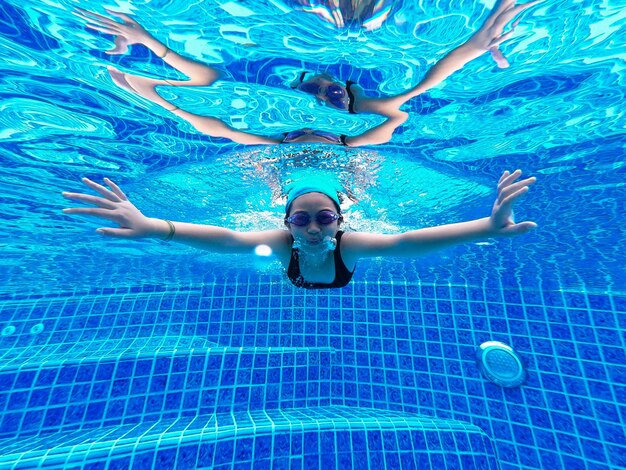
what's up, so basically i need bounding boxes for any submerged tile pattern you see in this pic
[0,347,333,440]
[1,279,625,469]
[0,407,497,469]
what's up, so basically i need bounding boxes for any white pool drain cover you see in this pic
[476,341,526,388]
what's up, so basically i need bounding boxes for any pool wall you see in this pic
[1,278,625,469]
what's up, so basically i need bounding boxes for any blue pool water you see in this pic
[1,0,625,468]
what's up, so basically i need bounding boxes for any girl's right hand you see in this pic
[62,177,161,238]
[74,8,152,55]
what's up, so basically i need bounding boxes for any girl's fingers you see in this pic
[519,221,538,230]
[96,227,133,237]
[498,169,522,191]
[62,207,119,221]
[103,178,128,201]
[498,1,535,29]
[74,14,111,30]
[494,9,519,30]
[74,8,120,27]
[504,221,537,235]
[491,1,529,31]
[104,9,138,24]
[81,177,121,202]
[62,192,117,209]
[498,176,536,201]
[84,24,122,35]
[485,0,514,28]
[498,170,511,185]
[72,10,95,23]
[489,46,510,68]
[499,185,530,210]
[490,28,516,47]
[498,177,535,203]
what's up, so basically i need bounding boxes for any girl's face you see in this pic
[298,75,347,110]
[286,192,341,254]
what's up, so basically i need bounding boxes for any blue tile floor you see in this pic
[0,407,497,469]
[0,342,497,469]
[1,281,624,469]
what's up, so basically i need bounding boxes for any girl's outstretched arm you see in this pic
[62,177,290,254]
[341,169,537,263]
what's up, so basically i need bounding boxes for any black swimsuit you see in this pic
[287,231,354,289]
[281,131,349,146]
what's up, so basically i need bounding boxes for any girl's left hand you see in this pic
[469,0,543,50]
[490,169,537,236]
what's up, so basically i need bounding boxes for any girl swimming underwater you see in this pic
[62,170,537,289]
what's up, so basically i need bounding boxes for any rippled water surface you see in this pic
[1,0,624,294]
